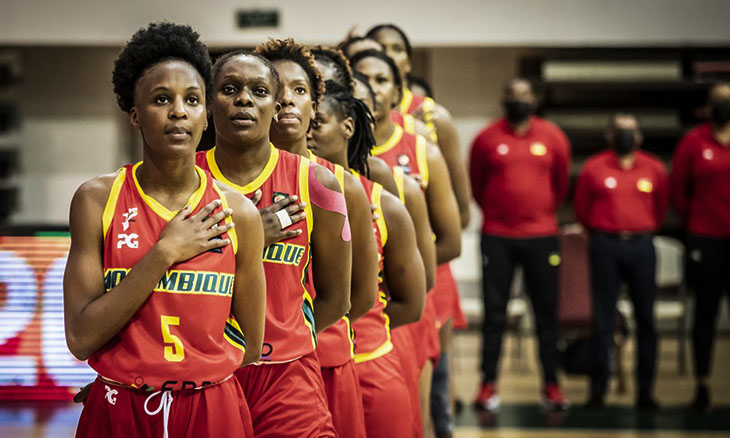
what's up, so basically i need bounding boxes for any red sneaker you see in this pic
[542,383,569,411]
[474,382,500,411]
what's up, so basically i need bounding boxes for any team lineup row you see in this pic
[64,21,468,438]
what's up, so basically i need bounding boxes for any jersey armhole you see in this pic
[372,183,388,247]
[211,182,239,255]
[102,168,127,242]
[415,136,430,188]
[393,166,406,204]
[299,157,314,239]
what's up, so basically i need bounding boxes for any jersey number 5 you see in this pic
[161,315,185,362]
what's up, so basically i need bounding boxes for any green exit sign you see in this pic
[237,10,279,29]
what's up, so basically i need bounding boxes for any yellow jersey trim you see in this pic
[102,168,127,240]
[299,157,314,239]
[353,292,393,363]
[399,88,414,115]
[392,166,406,204]
[415,136,430,188]
[131,162,207,222]
[211,182,238,255]
[372,183,388,247]
[224,315,246,353]
[334,164,345,192]
[206,144,280,195]
[372,125,403,157]
[403,114,416,134]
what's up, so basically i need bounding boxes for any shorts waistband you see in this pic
[97,374,233,392]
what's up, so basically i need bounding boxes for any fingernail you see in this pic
[215,199,222,206]
[300,202,307,207]
[292,195,298,201]
[229,222,235,228]
[225,208,233,214]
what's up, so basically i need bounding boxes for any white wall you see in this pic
[13,48,130,224]
[1,1,729,47]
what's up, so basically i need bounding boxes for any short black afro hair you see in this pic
[112,22,212,113]
[255,38,324,105]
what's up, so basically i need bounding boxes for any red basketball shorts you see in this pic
[234,351,336,438]
[75,376,252,438]
[320,359,366,438]
[355,350,413,438]
[433,263,468,329]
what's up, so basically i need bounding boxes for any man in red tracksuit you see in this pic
[574,113,669,410]
[469,78,570,411]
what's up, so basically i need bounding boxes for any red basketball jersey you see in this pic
[197,145,317,363]
[349,171,391,363]
[372,125,429,189]
[398,87,434,117]
[307,151,356,368]
[89,162,244,391]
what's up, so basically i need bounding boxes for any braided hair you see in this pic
[322,80,375,176]
[311,46,354,94]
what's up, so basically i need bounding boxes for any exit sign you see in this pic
[237,9,279,29]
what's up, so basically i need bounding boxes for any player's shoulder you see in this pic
[73,169,125,209]
[678,123,711,148]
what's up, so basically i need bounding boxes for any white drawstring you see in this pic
[144,391,174,438]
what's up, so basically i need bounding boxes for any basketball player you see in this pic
[352,49,461,438]
[64,23,265,438]
[199,50,351,437]
[254,38,378,438]
[309,79,426,438]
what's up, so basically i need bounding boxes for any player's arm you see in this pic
[343,172,378,321]
[309,164,352,332]
[430,103,472,228]
[402,174,437,290]
[381,191,426,328]
[64,176,233,361]
[222,185,266,366]
[366,156,399,195]
[424,144,462,264]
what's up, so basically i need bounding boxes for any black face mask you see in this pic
[612,129,636,156]
[710,99,730,126]
[504,100,532,124]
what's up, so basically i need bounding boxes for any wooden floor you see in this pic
[0,333,728,437]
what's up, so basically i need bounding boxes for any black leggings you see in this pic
[687,235,730,379]
[480,234,560,384]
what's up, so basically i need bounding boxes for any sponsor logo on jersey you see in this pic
[117,233,139,249]
[104,268,234,296]
[497,144,509,155]
[122,207,138,231]
[272,191,289,203]
[104,385,118,405]
[703,148,714,160]
[262,242,306,266]
[397,154,410,167]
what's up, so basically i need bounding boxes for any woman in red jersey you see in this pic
[64,23,265,438]
[352,48,460,438]
[366,24,471,228]
[254,38,379,438]
[199,49,351,438]
[309,79,426,438]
